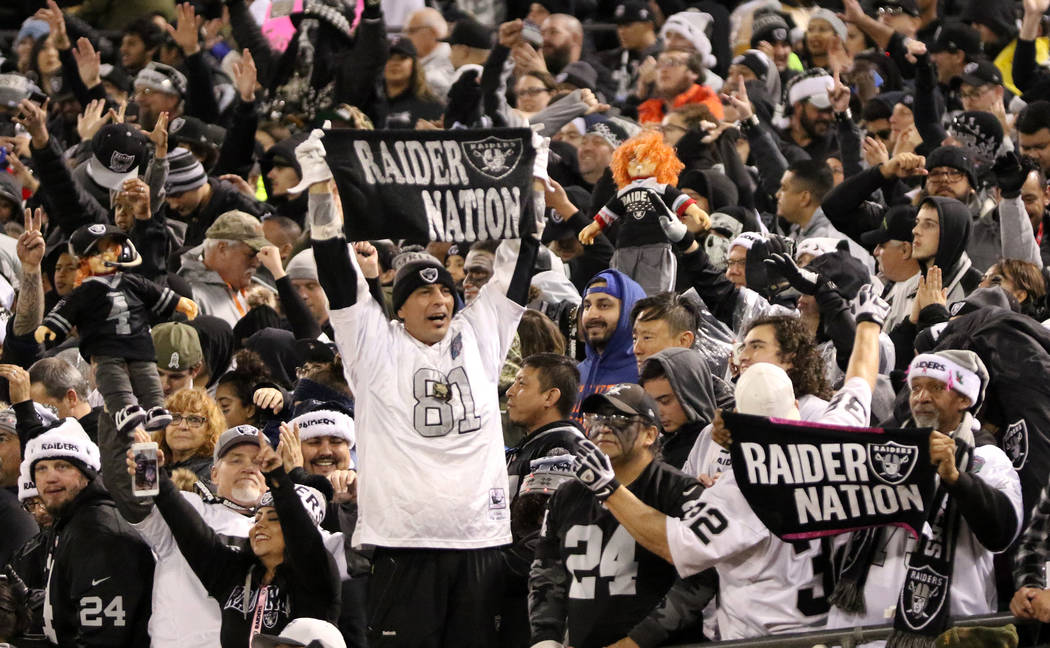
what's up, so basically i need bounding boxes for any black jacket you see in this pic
[43,480,155,647]
[153,465,340,647]
[506,420,585,500]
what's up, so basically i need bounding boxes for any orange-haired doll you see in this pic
[578,130,711,293]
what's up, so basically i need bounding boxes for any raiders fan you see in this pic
[528,382,704,648]
[568,284,889,639]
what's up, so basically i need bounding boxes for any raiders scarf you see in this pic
[831,438,973,648]
[724,413,937,541]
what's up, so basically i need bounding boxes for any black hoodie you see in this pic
[919,196,983,300]
[641,347,717,469]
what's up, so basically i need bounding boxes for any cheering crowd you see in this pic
[5,0,1050,645]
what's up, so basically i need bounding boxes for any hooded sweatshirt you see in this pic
[574,270,647,416]
[919,196,983,303]
[641,347,717,469]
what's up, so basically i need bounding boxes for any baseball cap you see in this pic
[152,322,203,371]
[734,363,799,420]
[205,210,270,251]
[861,204,918,246]
[214,425,262,462]
[580,383,660,427]
[951,58,1002,88]
[613,0,655,24]
[252,618,346,648]
[169,115,226,149]
[0,73,36,108]
[874,0,919,17]
[556,61,598,91]
[441,18,492,49]
[69,223,131,258]
[134,62,187,98]
[85,124,148,191]
[928,21,981,56]
[99,63,132,94]
[390,37,417,58]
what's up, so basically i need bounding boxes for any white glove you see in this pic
[572,439,620,500]
[289,128,333,194]
[853,283,890,328]
[658,215,687,243]
[529,642,564,648]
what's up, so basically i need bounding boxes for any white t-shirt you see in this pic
[330,275,523,549]
[665,378,871,639]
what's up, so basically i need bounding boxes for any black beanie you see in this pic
[924,146,977,190]
[392,260,459,316]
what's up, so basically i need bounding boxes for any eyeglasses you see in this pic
[866,128,892,141]
[22,500,45,514]
[726,258,747,268]
[517,87,551,97]
[927,169,965,183]
[582,413,640,436]
[657,58,689,69]
[171,414,207,427]
[959,85,992,100]
[877,6,906,16]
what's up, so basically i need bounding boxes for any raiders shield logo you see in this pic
[88,224,107,235]
[109,150,136,173]
[419,267,439,283]
[170,117,185,133]
[1003,419,1029,470]
[866,441,918,485]
[462,136,523,180]
[899,565,949,631]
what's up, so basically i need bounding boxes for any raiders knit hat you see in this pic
[519,453,576,496]
[731,50,771,81]
[580,383,661,427]
[205,210,270,251]
[165,147,207,195]
[18,458,37,502]
[392,259,459,315]
[291,408,356,447]
[134,62,187,98]
[585,118,631,149]
[908,350,989,411]
[86,124,148,191]
[214,424,262,461]
[810,9,847,42]
[252,618,347,648]
[735,363,800,420]
[750,11,791,46]
[258,483,327,527]
[25,419,101,479]
[660,10,717,68]
[152,321,203,370]
[787,69,835,109]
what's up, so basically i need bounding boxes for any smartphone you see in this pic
[522,21,543,48]
[132,442,160,497]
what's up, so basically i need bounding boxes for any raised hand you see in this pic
[231,49,258,103]
[253,387,285,413]
[72,37,102,88]
[853,283,890,328]
[16,208,45,267]
[149,111,169,159]
[166,2,203,56]
[863,136,890,168]
[256,245,285,279]
[76,99,111,142]
[277,421,303,471]
[14,98,50,149]
[764,252,823,294]
[572,439,620,500]
[578,221,601,245]
[353,240,380,278]
[498,19,524,48]
[117,178,151,221]
[34,0,69,50]
[254,429,282,473]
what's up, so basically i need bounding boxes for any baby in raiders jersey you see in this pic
[571,284,891,640]
[578,131,711,295]
[36,223,199,431]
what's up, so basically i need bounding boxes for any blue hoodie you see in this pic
[574,269,647,416]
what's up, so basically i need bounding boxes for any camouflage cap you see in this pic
[205,210,270,251]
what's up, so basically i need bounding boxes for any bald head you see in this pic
[542,14,584,70]
[406,8,448,57]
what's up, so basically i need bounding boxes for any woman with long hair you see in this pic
[382,37,444,128]
[155,388,225,484]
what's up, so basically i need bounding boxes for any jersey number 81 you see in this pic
[412,367,482,437]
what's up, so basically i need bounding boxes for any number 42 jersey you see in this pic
[329,279,524,549]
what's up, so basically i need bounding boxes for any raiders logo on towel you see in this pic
[463,136,524,180]
[867,441,918,485]
[1003,419,1029,470]
[899,565,950,631]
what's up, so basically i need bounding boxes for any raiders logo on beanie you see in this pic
[258,483,327,527]
[25,419,102,480]
[291,408,356,447]
[391,259,459,316]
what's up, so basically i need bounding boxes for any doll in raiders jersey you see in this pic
[35,224,199,433]
[578,131,711,295]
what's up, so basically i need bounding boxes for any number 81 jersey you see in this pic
[533,461,703,648]
[328,282,524,549]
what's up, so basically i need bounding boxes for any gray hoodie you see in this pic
[643,347,717,469]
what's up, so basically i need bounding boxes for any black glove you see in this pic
[993,151,1028,199]
[763,253,825,295]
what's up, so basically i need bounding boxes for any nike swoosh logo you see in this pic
[91,577,110,587]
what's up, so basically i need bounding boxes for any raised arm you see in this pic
[844,284,890,392]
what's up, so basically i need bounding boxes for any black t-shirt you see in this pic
[536,460,702,648]
[42,272,179,362]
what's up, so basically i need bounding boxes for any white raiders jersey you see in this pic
[826,444,1023,645]
[663,378,873,639]
[329,277,524,549]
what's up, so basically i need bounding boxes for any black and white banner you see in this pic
[724,413,937,541]
[324,128,536,242]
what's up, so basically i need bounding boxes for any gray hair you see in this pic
[29,357,89,400]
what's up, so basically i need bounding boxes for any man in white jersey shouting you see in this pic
[296,130,539,648]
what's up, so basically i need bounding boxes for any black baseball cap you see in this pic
[613,0,655,24]
[169,115,226,149]
[69,223,131,258]
[85,124,148,190]
[861,205,918,246]
[581,383,660,427]
[390,37,417,58]
[928,22,981,57]
[951,58,1003,88]
[441,18,492,49]
[874,0,919,17]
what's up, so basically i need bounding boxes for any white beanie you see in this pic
[25,419,101,478]
[735,362,800,420]
[285,249,319,282]
[660,10,718,69]
[258,483,327,527]
[795,237,839,261]
[18,458,37,501]
[908,351,988,410]
[730,231,764,251]
[292,409,355,447]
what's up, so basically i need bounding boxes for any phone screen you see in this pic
[132,442,160,497]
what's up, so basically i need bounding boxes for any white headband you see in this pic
[291,409,356,446]
[907,353,981,406]
[788,75,834,108]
